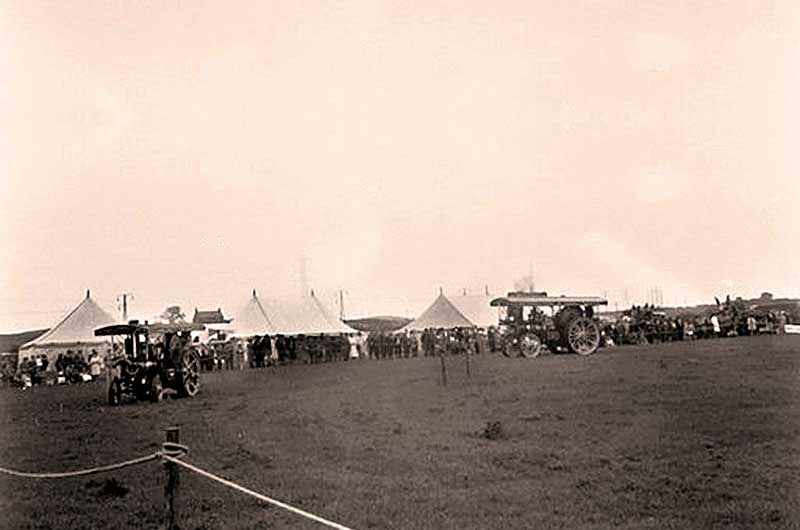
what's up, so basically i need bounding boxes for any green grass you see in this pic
[1,336,799,529]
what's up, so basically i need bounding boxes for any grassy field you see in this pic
[1,336,799,530]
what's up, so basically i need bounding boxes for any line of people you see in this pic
[367,328,500,359]
[195,328,498,371]
[198,333,369,371]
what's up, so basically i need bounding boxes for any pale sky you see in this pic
[2,1,799,331]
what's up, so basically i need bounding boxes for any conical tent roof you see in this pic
[401,293,497,332]
[231,291,276,337]
[268,292,355,335]
[309,293,356,334]
[21,291,116,350]
[401,293,474,332]
[449,294,497,328]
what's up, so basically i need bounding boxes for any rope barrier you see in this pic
[161,442,190,457]
[161,455,357,530]
[0,452,160,479]
[0,437,354,530]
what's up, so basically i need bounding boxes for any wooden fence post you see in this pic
[164,427,180,530]
[439,351,447,386]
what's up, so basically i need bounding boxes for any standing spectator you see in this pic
[89,350,103,379]
[348,334,360,359]
[424,329,435,356]
[413,332,422,356]
[254,336,266,368]
[236,340,247,370]
[269,335,279,364]
[275,335,287,363]
[262,335,273,366]
[487,327,497,353]
[683,320,695,340]
[747,316,758,336]
[710,315,721,337]
[777,312,788,334]
[18,357,32,388]
[357,332,368,359]
[392,334,401,358]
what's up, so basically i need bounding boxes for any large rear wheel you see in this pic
[180,349,200,397]
[567,317,601,356]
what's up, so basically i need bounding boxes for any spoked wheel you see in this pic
[149,375,164,403]
[180,349,200,397]
[567,317,601,356]
[519,334,542,359]
[501,340,517,358]
[108,378,122,406]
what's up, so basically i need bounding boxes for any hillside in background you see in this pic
[345,316,411,333]
[0,329,49,354]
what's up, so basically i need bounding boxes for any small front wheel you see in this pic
[519,334,542,359]
[179,349,200,397]
[501,339,516,358]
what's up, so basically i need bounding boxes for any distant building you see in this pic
[192,308,231,325]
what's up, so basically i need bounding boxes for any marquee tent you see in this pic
[448,294,498,328]
[20,290,116,363]
[231,290,354,337]
[266,292,356,336]
[230,290,276,337]
[401,293,497,332]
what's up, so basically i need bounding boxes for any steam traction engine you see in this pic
[95,321,204,405]
[490,292,608,358]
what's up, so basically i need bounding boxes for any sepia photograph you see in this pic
[1,1,799,529]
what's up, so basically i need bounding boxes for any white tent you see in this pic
[401,292,497,332]
[267,291,356,336]
[20,290,116,363]
[448,294,498,328]
[231,290,355,337]
[230,290,276,337]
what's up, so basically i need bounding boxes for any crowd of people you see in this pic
[366,328,501,359]
[197,333,366,371]
[193,328,503,369]
[2,295,796,388]
[604,301,793,346]
[3,349,105,389]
